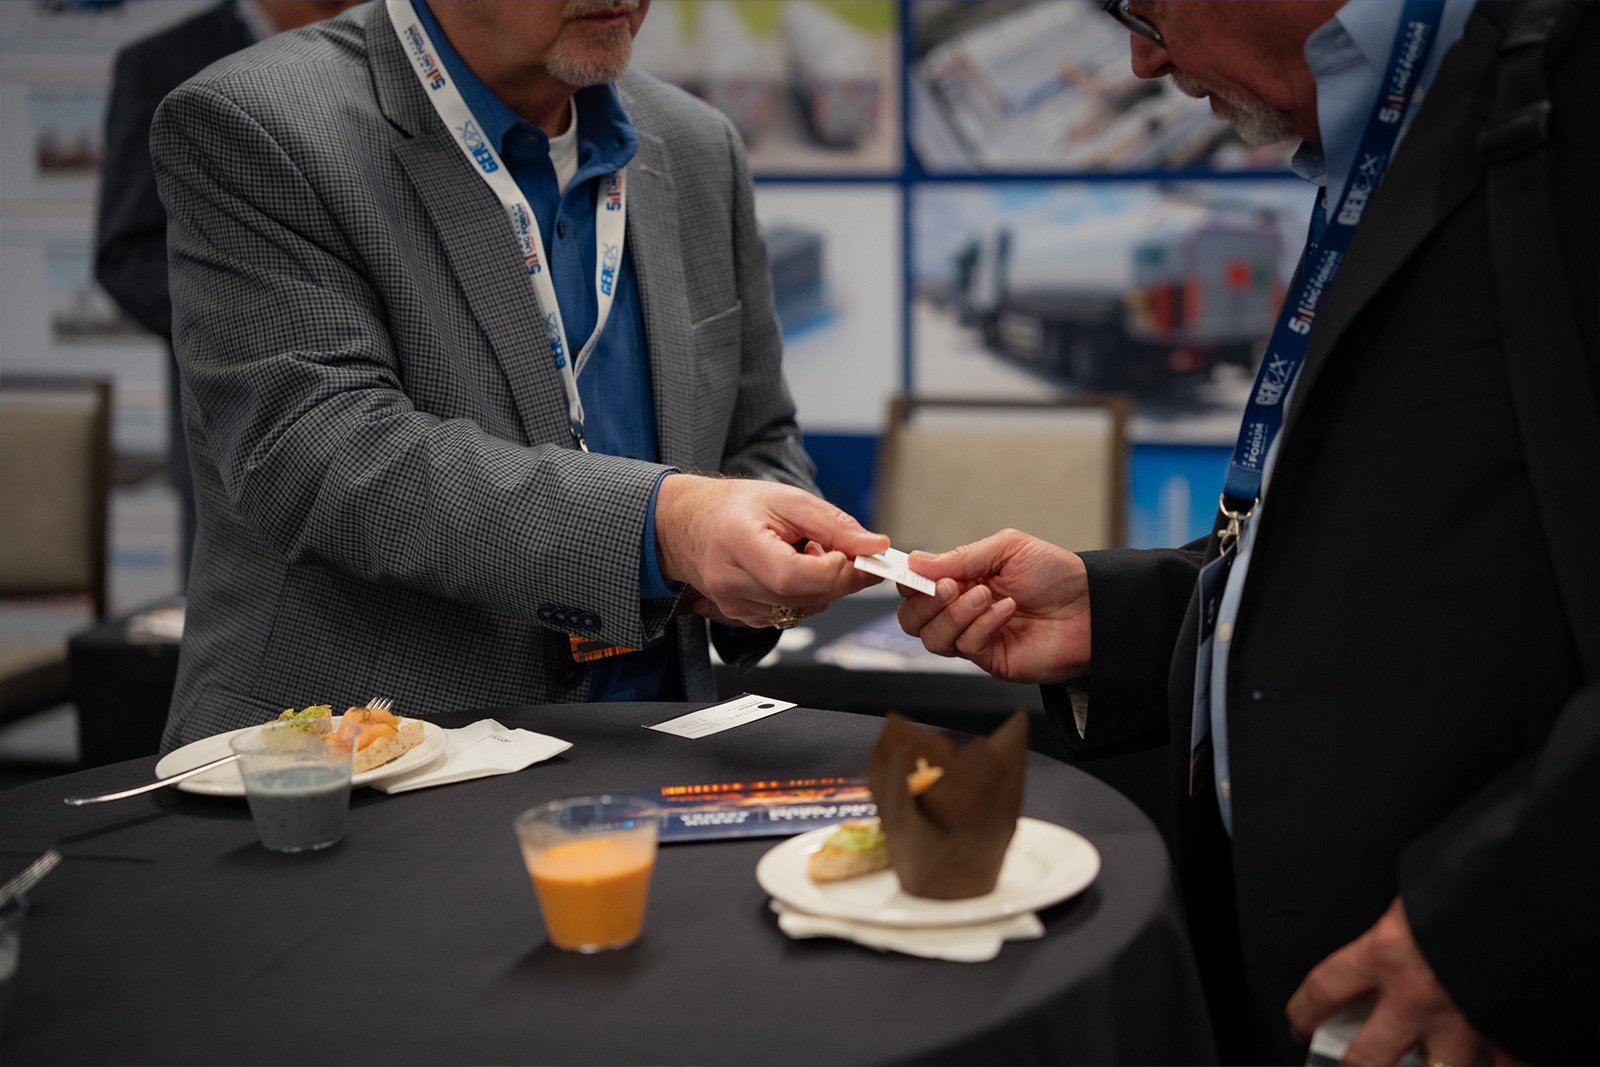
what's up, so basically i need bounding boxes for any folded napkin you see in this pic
[372,718,571,794]
[770,900,1043,963]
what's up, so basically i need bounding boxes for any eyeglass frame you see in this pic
[1101,0,1164,46]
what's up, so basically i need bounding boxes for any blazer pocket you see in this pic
[689,300,743,404]
[690,301,743,348]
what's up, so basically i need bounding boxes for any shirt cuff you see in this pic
[639,471,678,601]
[1064,679,1090,739]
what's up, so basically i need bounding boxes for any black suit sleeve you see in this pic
[94,45,177,340]
[1399,682,1600,1064]
[1046,540,1205,753]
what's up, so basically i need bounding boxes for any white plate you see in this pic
[153,719,449,798]
[756,817,1100,928]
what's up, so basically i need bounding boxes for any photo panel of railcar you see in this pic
[909,0,1296,174]
[629,0,900,175]
[911,181,1310,417]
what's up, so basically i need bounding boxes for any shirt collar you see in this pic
[411,0,638,176]
[1292,0,1476,204]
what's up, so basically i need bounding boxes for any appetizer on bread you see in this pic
[272,704,425,773]
[806,818,890,883]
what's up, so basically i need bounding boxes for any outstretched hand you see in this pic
[1287,898,1526,1067]
[655,474,888,628]
[896,528,1091,685]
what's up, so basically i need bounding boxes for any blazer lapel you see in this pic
[368,5,568,445]
[1283,8,1498,435]
[621,124,699,470]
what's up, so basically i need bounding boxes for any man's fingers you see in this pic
[1341,998,1426,1067]
[953,597,1016,660]
[1421,1027,1480,1067]
[898,577,959,633]
[914,583,997,658]
[1287,943,1376,1042]
[773,490,888,557]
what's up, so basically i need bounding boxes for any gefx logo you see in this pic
[456,119,498,174]
[1335,152,1386,226]
[599,242,620,297]
[546,312,567,368]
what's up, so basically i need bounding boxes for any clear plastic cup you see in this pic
[230,721,357,852]
[514,795,660,953]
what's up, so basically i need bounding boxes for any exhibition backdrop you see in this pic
[0,0,1315,610]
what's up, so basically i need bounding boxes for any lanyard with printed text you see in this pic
[386,0,626,451]
[1214,0,1443,553]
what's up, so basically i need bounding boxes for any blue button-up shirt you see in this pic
[414,0,677,700]
[1208,0,1477,832]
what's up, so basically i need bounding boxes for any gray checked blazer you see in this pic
[151,2,814,750]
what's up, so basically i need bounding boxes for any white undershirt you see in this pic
[549,99,579,196]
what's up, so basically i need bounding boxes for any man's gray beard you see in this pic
[1171,72,1296,147]
[546,26,633,87]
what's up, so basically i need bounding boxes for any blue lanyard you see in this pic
[1216,0,1443,551]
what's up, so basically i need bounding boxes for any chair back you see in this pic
[873,394,1129,553]
[0,377,112,618]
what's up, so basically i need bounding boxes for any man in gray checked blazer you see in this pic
[151,0,885,749]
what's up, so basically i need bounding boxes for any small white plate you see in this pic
[153,719,449,798]
[756,817,1100,928]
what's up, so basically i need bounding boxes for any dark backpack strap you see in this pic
[1479,0,1600,679]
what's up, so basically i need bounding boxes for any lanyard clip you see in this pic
[1217,494,1257,557]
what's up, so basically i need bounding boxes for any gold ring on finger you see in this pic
[769,605,804,629]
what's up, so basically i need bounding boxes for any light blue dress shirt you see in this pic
[1209,0,1477,832]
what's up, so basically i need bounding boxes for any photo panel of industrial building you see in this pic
[630,0,900,175]
[908,0,1296,174]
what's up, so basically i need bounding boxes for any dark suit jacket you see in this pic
[95,0,250,338]
[1061,3,1599,1062]
[94,0,251,568]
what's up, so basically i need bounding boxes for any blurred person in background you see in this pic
[901,1,1597,1063]
[96,0,358,589]
[147,0,885,750]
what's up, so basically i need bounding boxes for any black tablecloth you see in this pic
[1,703,1214,1066]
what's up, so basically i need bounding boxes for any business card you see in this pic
[646,694,798,739]
[853,547,937,596]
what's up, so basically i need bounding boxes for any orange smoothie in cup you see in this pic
[525,832,656,951]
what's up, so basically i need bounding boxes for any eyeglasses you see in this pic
[1100,0,1164,46]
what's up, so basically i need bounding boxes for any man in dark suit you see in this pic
[901,2,1597,1064]
[94,0,354,585]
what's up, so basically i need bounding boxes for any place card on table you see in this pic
[646,694,797,739]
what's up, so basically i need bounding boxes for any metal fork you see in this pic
[0,848,61,909]
[62,697,393,806]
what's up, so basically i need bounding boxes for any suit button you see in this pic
[560,667,584,687]
[556,220,568,238]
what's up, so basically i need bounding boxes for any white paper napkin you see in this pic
[770,900,1044,962]
[372,718,571,794]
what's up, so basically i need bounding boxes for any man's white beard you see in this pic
[547,0,639,87]
[1171,71,1297,146]
[547,28,633,87]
